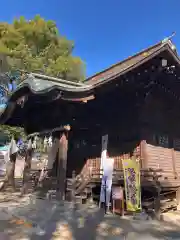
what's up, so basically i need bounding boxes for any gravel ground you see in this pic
[0,157,179,239]
[0,193,180,239]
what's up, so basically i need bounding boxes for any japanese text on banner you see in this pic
[122,158,141,212]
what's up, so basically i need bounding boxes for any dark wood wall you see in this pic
[67,82,142,176]
[66,51,180,188]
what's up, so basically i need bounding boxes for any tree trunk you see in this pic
[21,141,33,195]
[0,153,17,191]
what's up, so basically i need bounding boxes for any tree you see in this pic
[0,125,25,139]
[0,15,85,82]
[0,15,86,192]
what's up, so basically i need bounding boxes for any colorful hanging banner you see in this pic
[122,158,141,212]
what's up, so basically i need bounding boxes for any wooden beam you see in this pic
[28,125,71,137]
[62,94,95,102]
[154,178,161,220]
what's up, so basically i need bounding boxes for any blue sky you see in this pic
[1,0,180,77]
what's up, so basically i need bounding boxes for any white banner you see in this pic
[100,134,108,177]
[9,139,18,155]
[100,158,114,205]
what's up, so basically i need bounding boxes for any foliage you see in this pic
[0,15,85,82]
[0,125,25,142]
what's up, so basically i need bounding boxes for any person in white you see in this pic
[48,136,52,147]
[32,135,37,149]
[43,136,48,152]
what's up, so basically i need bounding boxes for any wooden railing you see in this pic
[79,156,179,180]
[90,168,162,181]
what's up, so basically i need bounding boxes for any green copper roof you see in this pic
[15,73,93,94]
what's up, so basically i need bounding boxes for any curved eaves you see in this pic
[0,74,95,124]
[6,73,95,103]
[14,73,94,95]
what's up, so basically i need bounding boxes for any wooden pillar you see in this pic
[176,187,180,211]
[8,152,17,190]
[154,176,161,220]
[171,148,177,178]
[57,127,69,200]
[140,140,148,169]
[72,170,76,205]
[21,138,33,195]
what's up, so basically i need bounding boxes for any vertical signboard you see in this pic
[122,158,141,212]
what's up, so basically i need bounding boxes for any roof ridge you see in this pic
[85,40,167,82]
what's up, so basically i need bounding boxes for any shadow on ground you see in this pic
[1,192,180,240]
[0,178,180,239]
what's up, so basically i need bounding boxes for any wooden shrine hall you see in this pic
[1,37,180,211]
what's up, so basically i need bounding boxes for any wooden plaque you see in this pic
[112,187,123,200]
